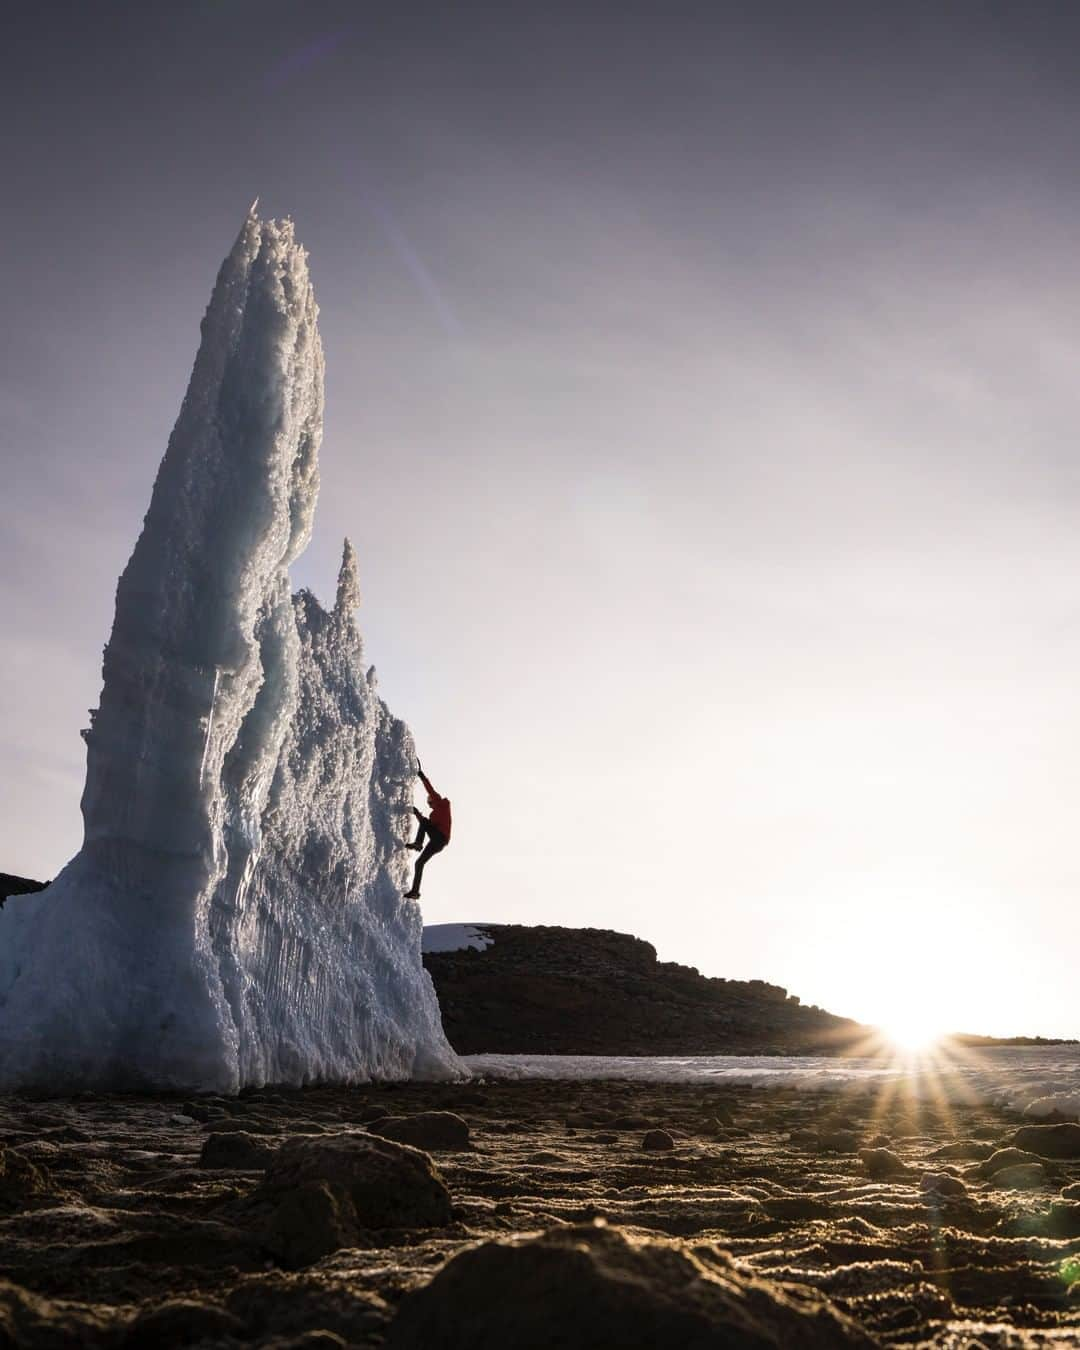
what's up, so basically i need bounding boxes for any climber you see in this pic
[403,760,452,900]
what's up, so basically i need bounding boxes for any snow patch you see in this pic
[463,1047,1080,1112]
[422,924,495,954]
[1022,1093,1080,1119]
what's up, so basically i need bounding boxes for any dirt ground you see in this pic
[2,1077,1080,1347]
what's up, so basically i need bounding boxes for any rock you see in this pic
[641,1130,675,1152]
[167,1113,196,1126]
[816,1130,858,1153]
[123,1299,244,1347]
[1061,1182,1080,1200]
[1046,1200,1080,1238]
[990,1163,1047,1190]
[248,1133,453,1268]
[0,873,49,903]
[919,1172,967,1198]
[858,1148,911,1179]
[200,1131,279,1170]
[182,1100,227,1122]
[866,1134,891,1148]
[926,1140,994,1161]
[225,1273,388,1346]
[788,1130,818,1149]
[0,1149,51,1212]
[979,1148,1046,1178]
[1010,1123,1080,1159]
[368,1112,471,1151]
[384,1221,875,1349]
[0,1278,112,1347]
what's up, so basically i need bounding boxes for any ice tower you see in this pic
[0,211,461,1092]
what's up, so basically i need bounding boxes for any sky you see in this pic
[3,0,1080,1039]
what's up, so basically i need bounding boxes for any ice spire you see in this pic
[79,211,323,864]
[0,214,460,1092]
[336,537,362,615]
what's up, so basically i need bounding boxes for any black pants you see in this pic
[410,809,448,895]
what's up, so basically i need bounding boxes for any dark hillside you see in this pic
[423,925,862,1055]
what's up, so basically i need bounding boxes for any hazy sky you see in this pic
[4,1,1080,1038]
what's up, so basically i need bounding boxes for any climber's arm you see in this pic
[416,760,436,797]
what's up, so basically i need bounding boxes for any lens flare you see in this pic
[877,1016,945,1054]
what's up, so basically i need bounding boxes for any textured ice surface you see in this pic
[422,924,495,954]
[465,1047,1080,1112]
[0,212,461,1092]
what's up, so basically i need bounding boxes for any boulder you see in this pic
[1010,1123,1080,1159]
[384,1221,876,1349]
[979,1148,1045,1178]
[368,1112,471,1151]
[123,1299,244,1347]
[816,1130,858,1153]
[642,1130,675,1152]
[0,1149,51,1212]
[926,1140,994,1161]
[200,1131,279,1170]
[858,1148,911,1179]
[919,1172,967,1198]
[1060,1182,1080,1200]
[1046,1200,1080,1238]
[225,1273,388,1346]
[991,1164,1047,1190]
[247,1133,452,1268]
[0,1278,111,1347]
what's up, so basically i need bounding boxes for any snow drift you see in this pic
[0,211,461,1092]
[422,924,495,954]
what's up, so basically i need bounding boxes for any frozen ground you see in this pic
[464,1045,1080,1115]
[3,1075,1080,1345]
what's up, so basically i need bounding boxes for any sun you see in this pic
[876,1014,946,1055]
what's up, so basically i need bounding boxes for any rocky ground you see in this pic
[3,1078,1080,1347]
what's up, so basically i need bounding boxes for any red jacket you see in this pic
[420,770,452,841]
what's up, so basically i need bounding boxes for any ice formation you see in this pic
[0,211,461,1092]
